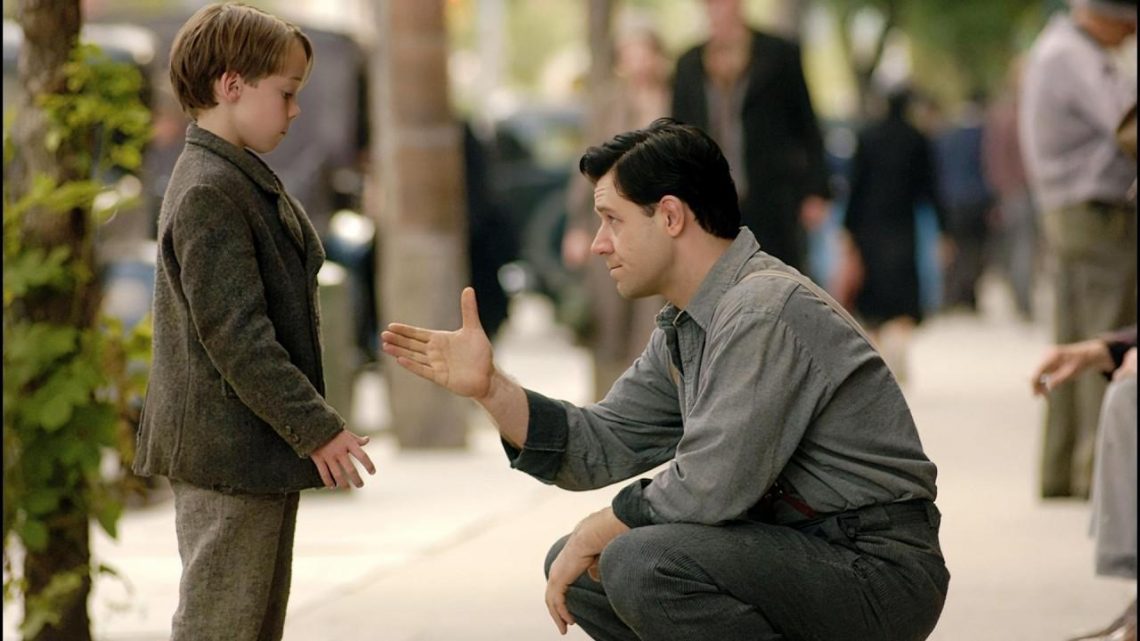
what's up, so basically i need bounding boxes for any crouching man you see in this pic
[382,118,949,640]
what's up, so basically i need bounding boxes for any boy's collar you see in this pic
[184,122,282,195]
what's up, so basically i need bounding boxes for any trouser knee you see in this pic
[597,528,674,619]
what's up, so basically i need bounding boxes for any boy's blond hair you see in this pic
[169,2,313,119]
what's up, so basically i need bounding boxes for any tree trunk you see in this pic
[372,0,469,448]
[23,508,91,641]
[581,0,615,147]
[11,1,95,640]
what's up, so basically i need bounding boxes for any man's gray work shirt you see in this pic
[504,228,937,528]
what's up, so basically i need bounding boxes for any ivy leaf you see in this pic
[25,367,93,431]
[4,324,79,391]
[19,518,48,551]
[93,499,122,539]
[18,570,82,637]
[23,489,60,516]
[56,438,86,466]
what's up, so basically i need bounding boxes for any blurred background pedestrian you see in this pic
[981,58,1040,324]
[1019,0,1137,499]
[561,14,671,400]
[935,92,995,315]
[841,87,949,384]
[671,0,830,276]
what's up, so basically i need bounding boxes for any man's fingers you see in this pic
[380,332,432,362]
[395,357,439,382]
[383,342,432,367]
[385,323,434,342]
[546,600,567,635]
[555,595,574,630]
[460,287,483,332]
[545,589,569,635]
[545,552,577,634]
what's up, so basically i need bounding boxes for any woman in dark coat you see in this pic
[842,89,949,382]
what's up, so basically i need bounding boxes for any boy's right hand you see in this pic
[311,429,375,489]
[381,287,495,400]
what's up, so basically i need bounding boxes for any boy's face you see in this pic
[591,171,672,300]
[231,39,308,153]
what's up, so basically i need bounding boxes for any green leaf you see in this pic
[56,439,86,466]
[20,518,48,551]
[93,499,122,539]
[23,488,60,516]
[19,570,83,637]
[23,365,95,431]
[3,324,78,389]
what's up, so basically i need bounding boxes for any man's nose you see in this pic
[591,226,612,255]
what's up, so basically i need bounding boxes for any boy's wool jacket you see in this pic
[134,123,342,493]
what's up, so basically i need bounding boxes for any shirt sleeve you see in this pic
[504,329,685,491]
[614,307,830,528]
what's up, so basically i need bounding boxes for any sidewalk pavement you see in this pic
[4,278,1134,641]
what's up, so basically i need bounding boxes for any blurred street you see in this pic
[4,275,1133,641]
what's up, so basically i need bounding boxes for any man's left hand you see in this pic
[545,507,630,635]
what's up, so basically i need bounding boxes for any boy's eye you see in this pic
[283,92,294,100]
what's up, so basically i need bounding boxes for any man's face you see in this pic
[590,171,671,299]
[705,0,744,42]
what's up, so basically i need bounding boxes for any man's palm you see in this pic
[382,287,494,399]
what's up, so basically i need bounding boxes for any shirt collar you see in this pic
[184,122,282,195]
[656,227,760,331]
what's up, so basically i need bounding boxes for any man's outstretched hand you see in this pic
[381,287,495,400]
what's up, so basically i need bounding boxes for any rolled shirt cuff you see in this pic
[500,388,568,483]
[611,478,655,528]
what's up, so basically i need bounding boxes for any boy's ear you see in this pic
[215,70,244,103]
[658,196,687,238]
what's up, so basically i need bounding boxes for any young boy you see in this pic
[133,4,375,639]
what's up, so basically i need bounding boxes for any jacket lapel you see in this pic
[184,123,309,258]
[276,192,306,255]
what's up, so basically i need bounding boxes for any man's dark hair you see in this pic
[578,118,741,239]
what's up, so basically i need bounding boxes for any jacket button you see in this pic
[290,434,301,444]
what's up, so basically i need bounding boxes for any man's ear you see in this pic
[215,70,243,103]
[658,195,688,238]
